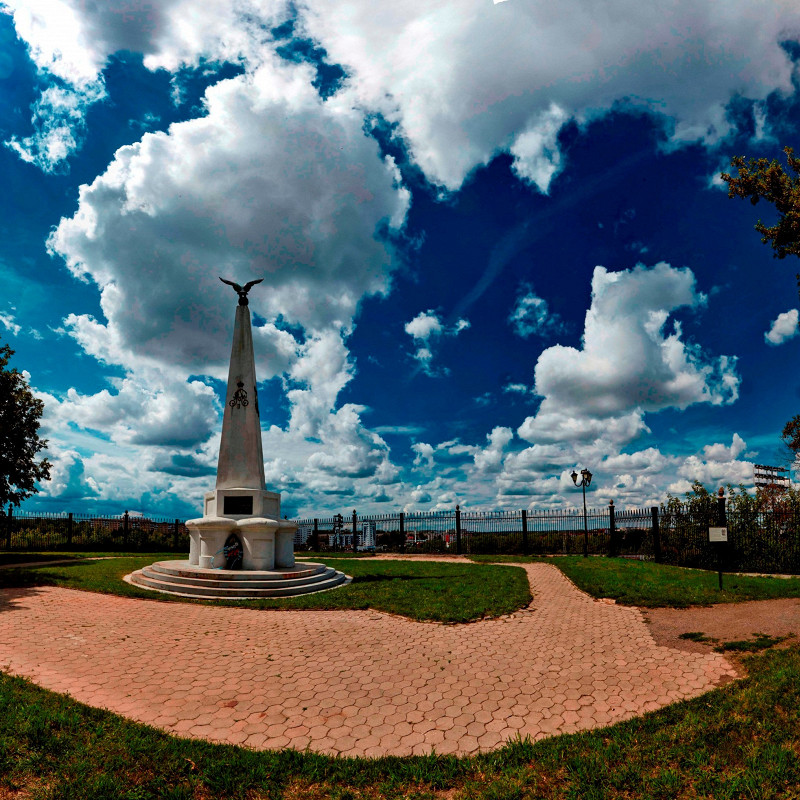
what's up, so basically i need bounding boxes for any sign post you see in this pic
[708,526,727,590]
[709,488,728,590]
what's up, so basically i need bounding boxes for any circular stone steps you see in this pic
[126,560,350,599]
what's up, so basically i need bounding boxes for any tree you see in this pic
[722,148,800,462]
[721,146,800,260]
[720,146,800,300]
[0,338,51,508]
[782,415,800,459]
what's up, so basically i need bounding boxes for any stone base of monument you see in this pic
[186,515,297,571]
[126,560,350,599]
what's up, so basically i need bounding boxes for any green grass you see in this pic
[677,631,796,653]
[0,551,174,566]
[0,552,85,566]
[296,551,377,559]
[0,557,530,624]
[678,631,715,643]
[717,634,794,653]
[469,555,800,608]
[2,644,800,799]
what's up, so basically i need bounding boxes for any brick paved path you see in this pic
[0,563,737,757]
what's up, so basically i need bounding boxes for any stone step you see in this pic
[149,560,327,582]
[128,568,349,599]
[140,563,341,590]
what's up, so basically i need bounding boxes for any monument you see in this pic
[127,279,348,598]
[187,277,296,571]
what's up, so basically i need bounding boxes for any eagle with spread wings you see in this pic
[219,277,264,306]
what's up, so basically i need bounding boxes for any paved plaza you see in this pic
[0,562,737,757]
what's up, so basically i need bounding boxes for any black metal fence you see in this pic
[659,502,800,574]
[294,502,656,559]
[5,499,800,574]
[295,500,800,574]
[0,508,188,553]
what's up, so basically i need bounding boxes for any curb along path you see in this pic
[0,562,737,757]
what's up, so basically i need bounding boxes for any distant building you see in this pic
[754,464,791,493]
[295,524,312,546]
[361,521,376,549]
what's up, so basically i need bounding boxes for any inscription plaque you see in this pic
[224,495,253,515]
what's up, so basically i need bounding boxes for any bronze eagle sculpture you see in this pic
[219,277,263,306]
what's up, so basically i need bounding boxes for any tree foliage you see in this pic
[722,147,800,455]
[782,415,800,456]
[664,479,800,516]
[0,339,51,508]
[721,146,800,264]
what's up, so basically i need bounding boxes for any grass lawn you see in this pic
[0,556,530,624]
[469,555,800,608]
[0,550,138,567]
[0,552,84,566]
[296,551,377,559]
[2,643,799,799]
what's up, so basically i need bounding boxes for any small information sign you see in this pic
[709,527,728,543]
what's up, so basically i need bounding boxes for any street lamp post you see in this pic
[571,468,593,558]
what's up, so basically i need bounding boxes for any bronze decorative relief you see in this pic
[230,381,249,408]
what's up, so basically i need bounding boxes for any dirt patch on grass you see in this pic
[644,597,800,658]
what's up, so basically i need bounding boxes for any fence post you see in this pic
[352,509,358,553]
[608,500,616,557]
[521,509,528,555]
[716,488,727,528]
[399,512,405,552]
[651,506,661,563]
[313,518,319,550]
[67,512,73,547]
[173,518,180,549]
[455,505,462,555]
[5,505,11,549]
[123,510,129,549]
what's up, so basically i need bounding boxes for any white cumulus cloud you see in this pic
[10,0,799,183]
[677,434,753,488]
[3,0,290,168]
[404,310,470,374]
[518,262,739,449]
[765,308,799,345]
[49,59,409,370]
[300,0,800,190]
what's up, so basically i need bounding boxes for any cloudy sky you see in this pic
[3,0,800,519]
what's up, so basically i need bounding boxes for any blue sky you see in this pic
[2,0,800,519]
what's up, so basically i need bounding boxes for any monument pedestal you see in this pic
[187,486,298,570]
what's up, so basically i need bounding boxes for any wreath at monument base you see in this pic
[223,533,243,570]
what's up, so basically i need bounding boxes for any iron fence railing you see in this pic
[0,508,188,552]
[659,505,800,573]
[4,499,800,574]
[294,501,800,573]
[293,503,655,558]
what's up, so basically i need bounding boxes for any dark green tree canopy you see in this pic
[0,339,51,508]
[783,415,800,457]
[721,146,800,262]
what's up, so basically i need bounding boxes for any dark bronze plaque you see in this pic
[224,495,253,515]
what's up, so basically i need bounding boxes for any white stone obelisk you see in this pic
[186,279,297,571]
[216,300,266,492]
